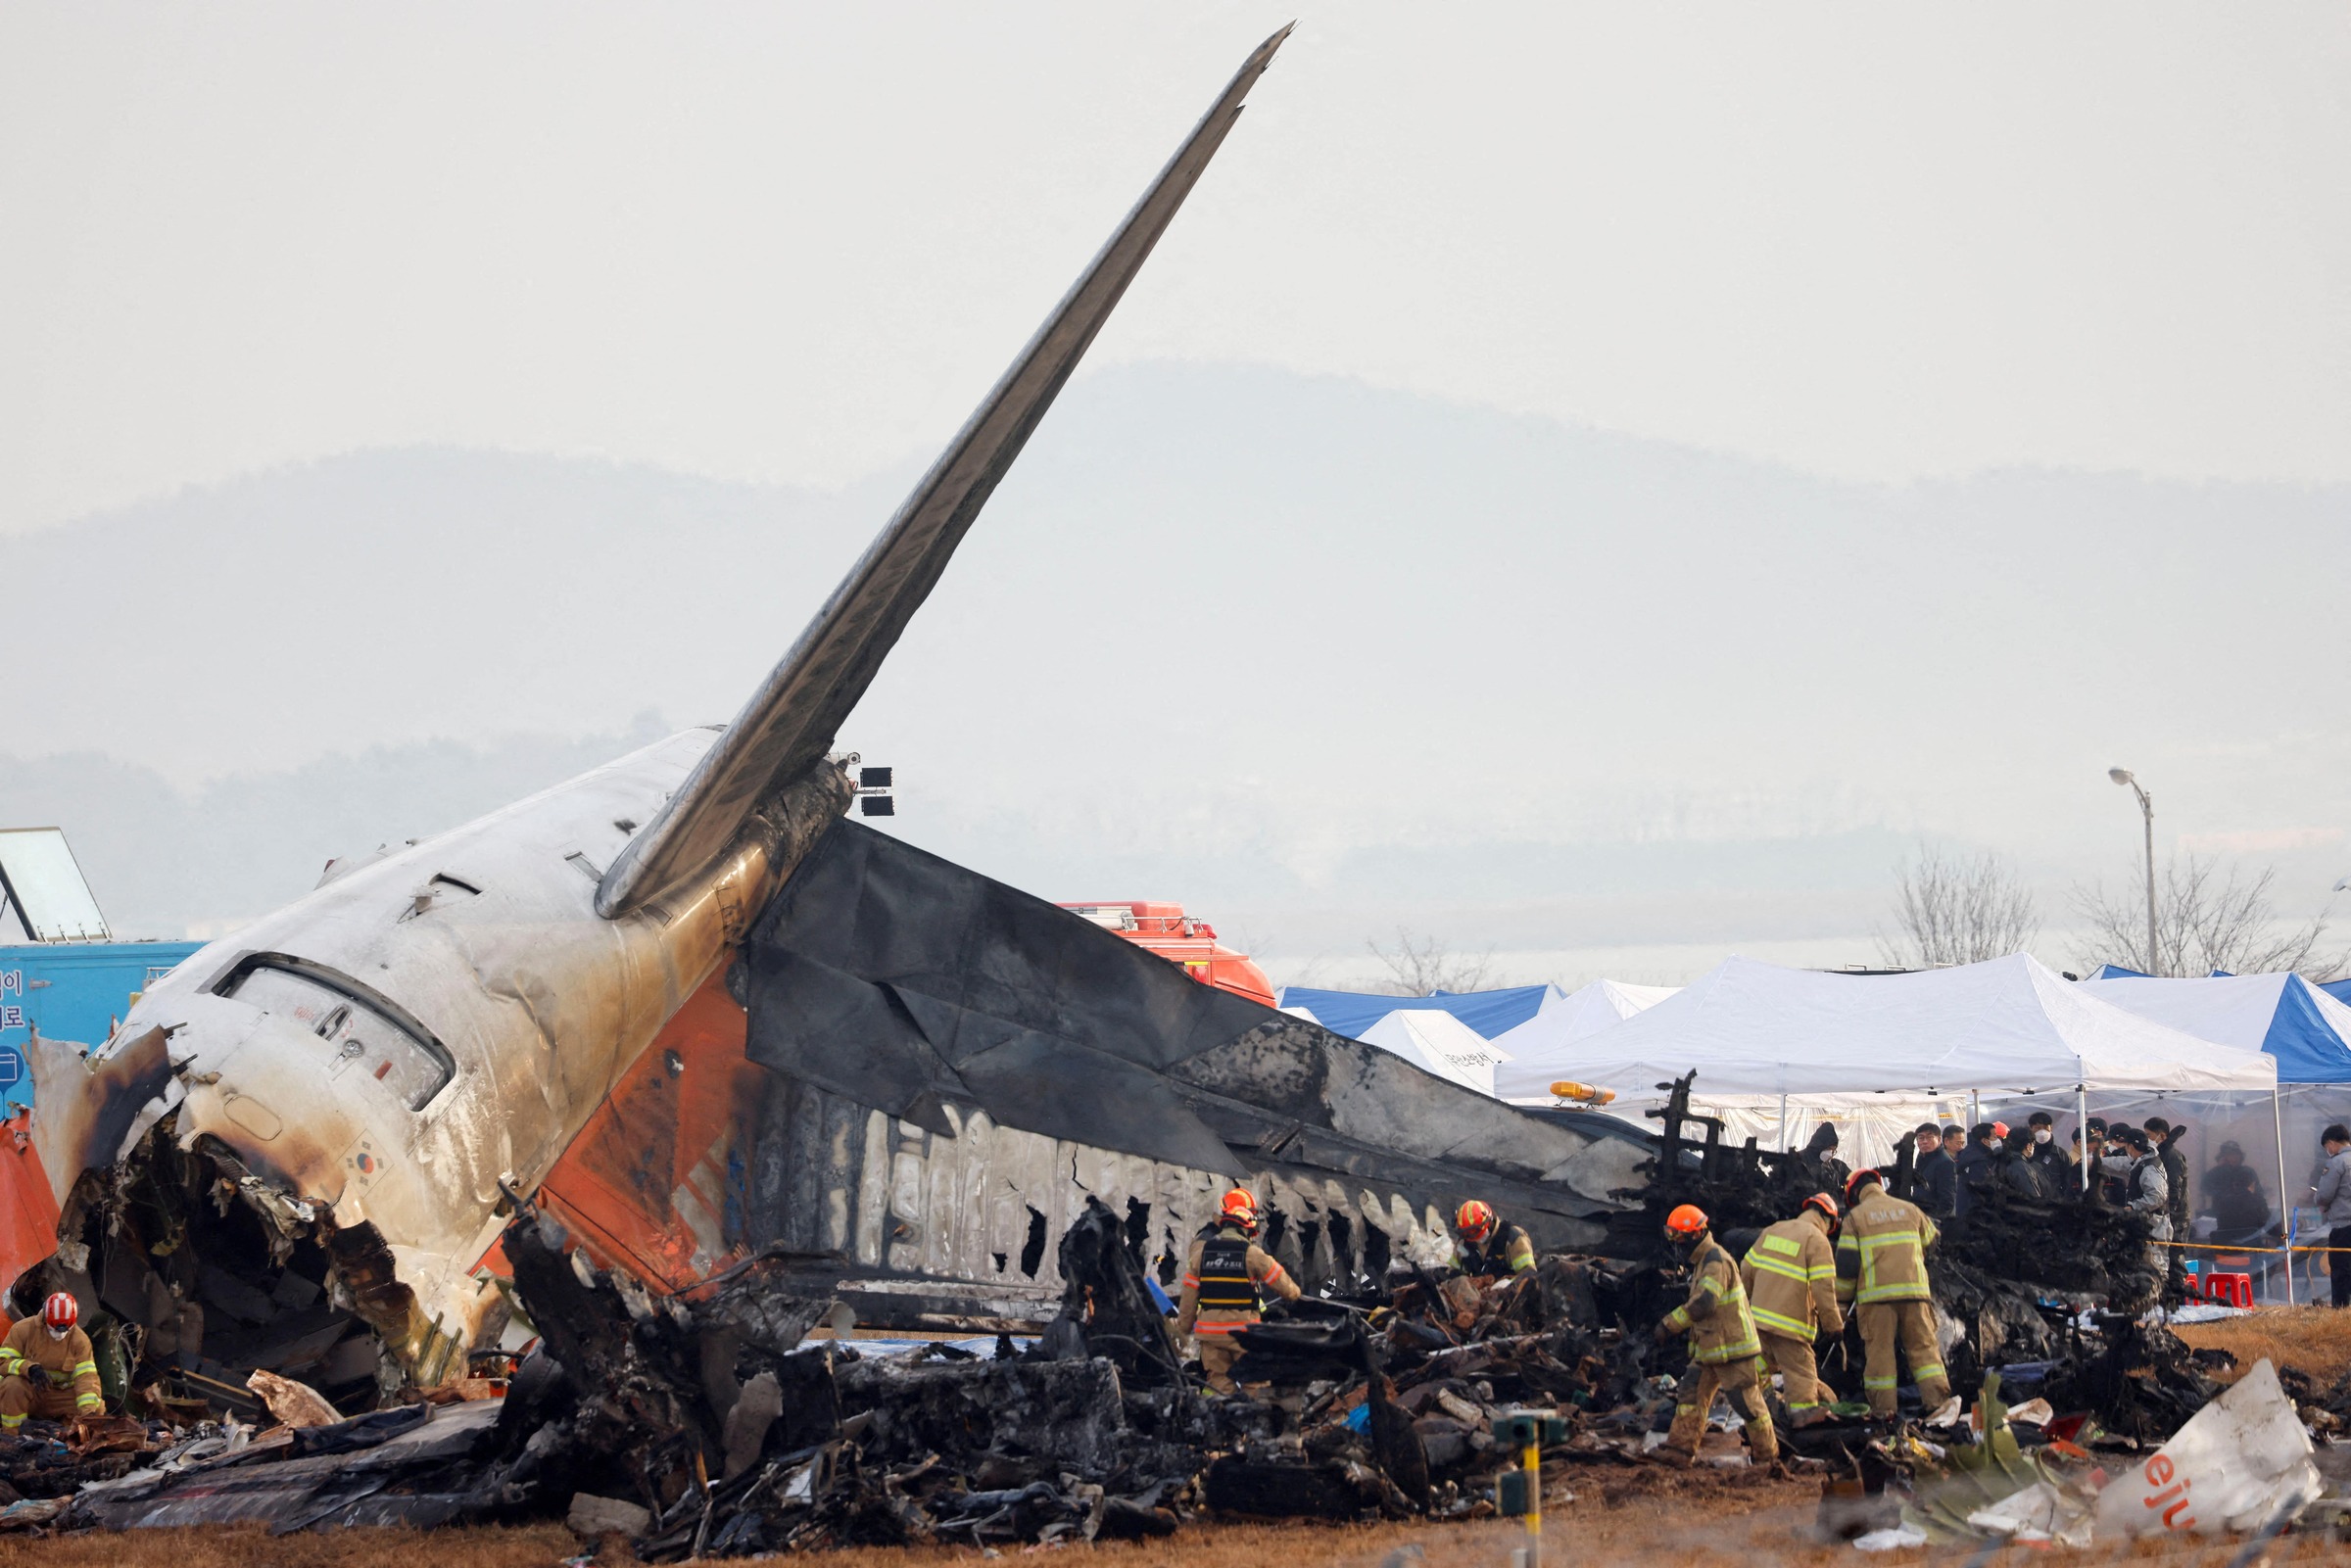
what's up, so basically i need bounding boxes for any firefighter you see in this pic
[0,1293,104,1430]
[1837,1169,1949,1418]
[1741,1192,1846,1427]
[1452,1200,1535,1278]
[1653,1204,1777,1468]
[1174,1188,1300,1395]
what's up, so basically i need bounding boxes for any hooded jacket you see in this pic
[2125,1154,2173,1240]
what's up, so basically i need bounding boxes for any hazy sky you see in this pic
[7,3,2351,536]
[5,5,2349,978]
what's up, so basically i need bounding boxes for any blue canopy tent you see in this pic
[2324,978,2351,1007]
[1274,983,1560,1041]
[2082,972,2351,1083]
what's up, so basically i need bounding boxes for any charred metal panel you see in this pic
[744,1078,1467,1311]
[535,971,1493,1317]
[740,821,1635,1288]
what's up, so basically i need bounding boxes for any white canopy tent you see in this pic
[1503,956,2279,1183]
[1490,979,1678,1097]
[1513,955,2275,1101]
[1359,1009,1515,1097]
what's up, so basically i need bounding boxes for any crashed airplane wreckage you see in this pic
[3,23,2325,1550]
[0,24,1643,1415]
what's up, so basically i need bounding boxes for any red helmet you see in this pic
[1845,1167,1885,1203]
[1455,1200,1497,1242]
[41,1292,76,1331]
[1802,1192,1842,1233]
[1219,1189,1260,1231]
[1663,1203,1709,1238]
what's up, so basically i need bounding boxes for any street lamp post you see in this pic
[2108,768,2157,974]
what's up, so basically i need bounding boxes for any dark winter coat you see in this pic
[1953,1144,1995,1217]
[1913,1148,1957,1219]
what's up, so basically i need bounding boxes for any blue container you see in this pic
[0,942,203,1113]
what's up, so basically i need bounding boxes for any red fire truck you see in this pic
[1056,902,1275,1007]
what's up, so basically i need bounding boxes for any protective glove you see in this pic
[24,1364,48,1390]
[1652,1319,1675,1344]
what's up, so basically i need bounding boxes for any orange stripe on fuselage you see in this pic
[532,969,765,1294]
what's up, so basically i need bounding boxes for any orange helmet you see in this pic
[1455,1200,1497,1242]
[1219,1189,1260,1231]
[1663,1203,1708,1238]
[1801,1192,1841,1232]
[41,1292,76,1331]
[1845,1167,1885,1203]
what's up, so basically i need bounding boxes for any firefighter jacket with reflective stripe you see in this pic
[1836,1190,1938,1306]
[1176,1226,1300,1337]
[1660,1237,1761,1364]
[1457,1222,1536,1278]
[1741,1212,1844,1341]
[0,1319,101,1411]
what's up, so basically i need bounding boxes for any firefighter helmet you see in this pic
[1845,1167,1886,1203]
[41,1292,76,1331]
[1219,1189,1260,1231]
[1801,1192,1842,1232]
[1663,1203,1709,1238]
[1455,1200,1497,1242]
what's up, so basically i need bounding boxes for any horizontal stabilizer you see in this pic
[600,27,1292,917]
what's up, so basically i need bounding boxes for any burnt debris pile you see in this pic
[23,1115,466,1427]
[7,1127,2341,1548]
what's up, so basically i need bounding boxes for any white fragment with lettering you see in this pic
[2091,1358,2322,1539]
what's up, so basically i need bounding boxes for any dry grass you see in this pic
[0,1465,2339,1567]
[2172,1305,2351,1387]
[0,1522,577,1567]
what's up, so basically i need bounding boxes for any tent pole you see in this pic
[2274,1085,2294,1306]
[1969,1091,1980,1131]
[1777,1092,1789,1150]
[2077,1084,2090,1193]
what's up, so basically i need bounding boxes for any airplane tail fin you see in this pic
[599,26,1292,918]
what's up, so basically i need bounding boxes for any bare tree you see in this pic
[1877,845,2040,969]
[1365,927,1499,996]
[2069,853,2344,977]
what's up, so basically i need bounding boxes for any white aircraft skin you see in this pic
[43,29,1292,1384]
[81,729,847,1373]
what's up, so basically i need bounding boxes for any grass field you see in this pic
[2172,1305,2351,1387]
[0,1462,2339,1568]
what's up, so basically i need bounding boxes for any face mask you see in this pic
[1988,1138,2003,1153]
[46,1325,67,1341]
[2035,1128,2051,1145]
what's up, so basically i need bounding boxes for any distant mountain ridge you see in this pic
[4,361,2344,951]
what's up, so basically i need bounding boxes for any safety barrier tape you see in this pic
[2146,1237,2351,1255]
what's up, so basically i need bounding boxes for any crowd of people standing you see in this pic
[1895,1112,2351,1307]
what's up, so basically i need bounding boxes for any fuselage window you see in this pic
[215,956,455,1112]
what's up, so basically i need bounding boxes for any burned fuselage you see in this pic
[33,737,851,1386]
[5,27,1655,1407]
